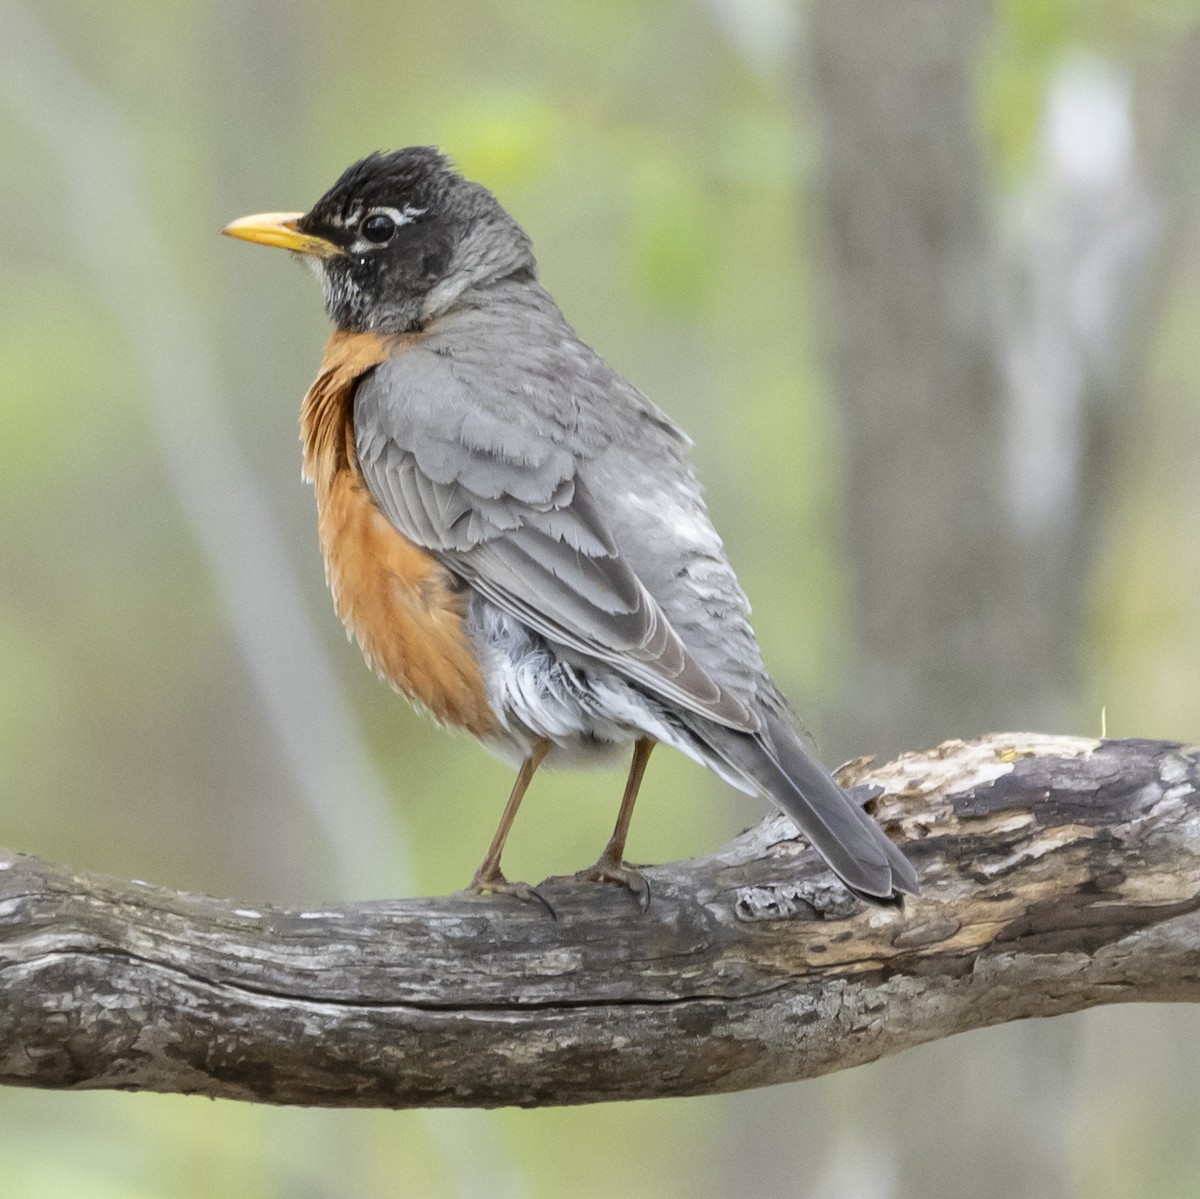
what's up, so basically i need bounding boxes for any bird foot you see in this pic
[459,869,557,919]
[553,854,651,912]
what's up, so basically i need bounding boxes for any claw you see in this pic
[551,854,652,912]
[459,871,558,920]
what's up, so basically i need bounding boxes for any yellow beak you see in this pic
[220,211,341,258]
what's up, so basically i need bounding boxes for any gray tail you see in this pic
[707,710,918,903]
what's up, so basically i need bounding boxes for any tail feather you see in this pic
[702,710,918,902]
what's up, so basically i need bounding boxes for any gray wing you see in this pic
[353,350,758,733]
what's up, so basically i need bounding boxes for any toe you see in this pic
[570,859,651,911]
[459,874,557,919]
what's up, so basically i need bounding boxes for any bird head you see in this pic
[223,146,534,333]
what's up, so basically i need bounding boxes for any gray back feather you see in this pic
[353,282,767,732]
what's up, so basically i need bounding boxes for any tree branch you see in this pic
[1,734,1197,1109]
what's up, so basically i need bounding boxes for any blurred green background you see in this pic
[2,0,1199,1196]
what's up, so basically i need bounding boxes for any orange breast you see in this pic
[301,329,495,737]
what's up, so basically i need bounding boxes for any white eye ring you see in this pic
[367,204,426,226]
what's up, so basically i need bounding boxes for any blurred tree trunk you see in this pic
[815,0,1046,755]
[798,3,1200,1197]
[804,9,1064,1193]
[809,3,1198,766]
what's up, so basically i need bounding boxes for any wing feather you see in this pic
[353,353,758,733]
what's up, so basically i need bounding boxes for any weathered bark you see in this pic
[1,734,1197,1109]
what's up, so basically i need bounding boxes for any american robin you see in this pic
[222,146,918,906]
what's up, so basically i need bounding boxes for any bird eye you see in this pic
[361,213,396,243]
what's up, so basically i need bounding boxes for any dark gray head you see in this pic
[224,147,536,332]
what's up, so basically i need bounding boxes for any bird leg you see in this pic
[463,738,553,914]
[568,738,656,910]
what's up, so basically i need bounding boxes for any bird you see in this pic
[222,146,918,908]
